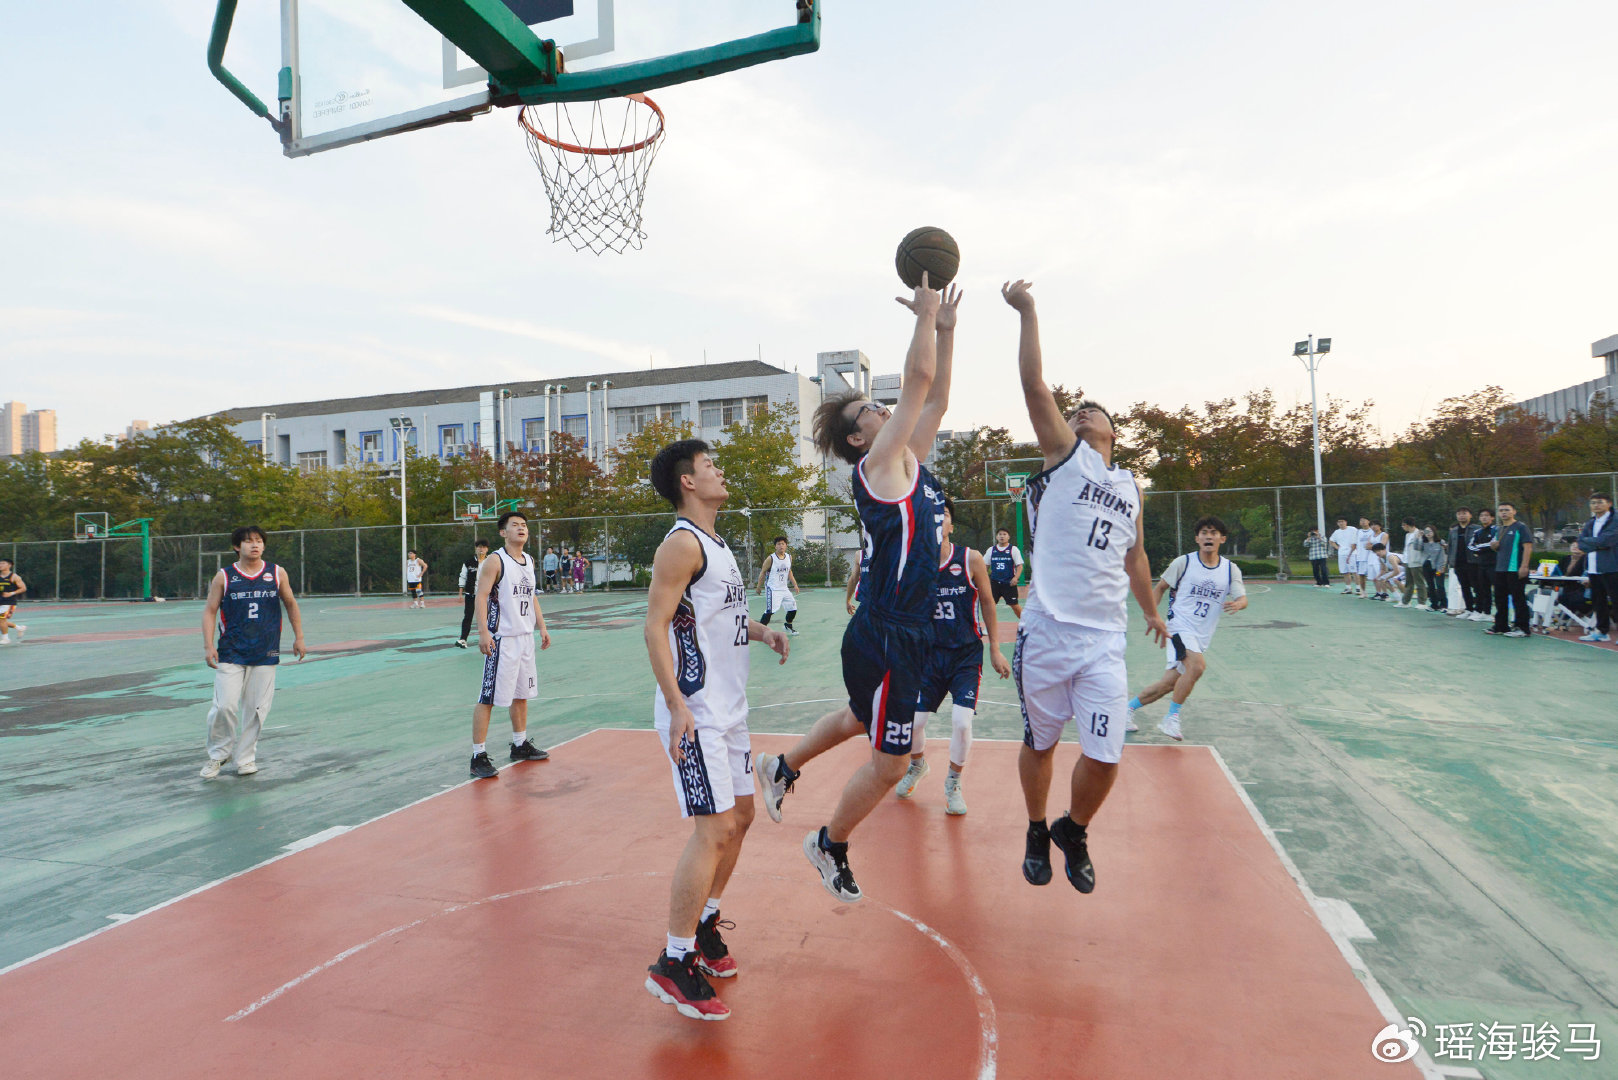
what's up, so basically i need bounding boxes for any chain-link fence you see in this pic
[7,471,1615,600]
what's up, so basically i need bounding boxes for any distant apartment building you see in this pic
[0,401,58,456]
[1515,334,1618,423]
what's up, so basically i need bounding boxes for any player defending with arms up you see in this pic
[468,512,552,779]
[1002,280,1167,896]
[199,527,306,777]
[642,439,790,1021]
[1124,516,1247,741]
[755,276,959,903]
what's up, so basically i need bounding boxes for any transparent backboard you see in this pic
[280,0,800,157]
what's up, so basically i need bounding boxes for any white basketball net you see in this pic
[519,95,666,255]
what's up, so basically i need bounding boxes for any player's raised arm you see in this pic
[473,554,502,657]
[1001,280,1076,467]
[200,569,226,668]
[968,549,1011,678]
[276,566,308,661]
[644,528,706,760]
[908,284,962,460]
[864,275,941,490]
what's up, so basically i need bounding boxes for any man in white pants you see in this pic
[1328,518,1358,595]
[200,526,307,778]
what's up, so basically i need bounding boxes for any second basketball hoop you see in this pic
[519,95,667,255]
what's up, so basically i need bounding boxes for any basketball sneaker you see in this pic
[645,950,730,1021]
[803,828,861,902]
[1579,630,1610,642]
[755,752,797,823]
[1049,814,1096,894]
[1505,628,1529,638]
[454,639,468,649]
[943,773,967,816]
[199,757,226,779]
[470,751,498,779]
[1158,713,1183,741]
[0,635,10,645]
[1124,711,1139,733]
[510,738,550,762]
[1022,819,1052,886]
[236,761,258,775]
[694,911,738,978]
[10,624,24,642]
[895,757,929,799]
[786,625,800,636]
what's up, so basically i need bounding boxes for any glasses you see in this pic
[854,402,890,421]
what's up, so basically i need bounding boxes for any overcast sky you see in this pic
[5,1,1616,447]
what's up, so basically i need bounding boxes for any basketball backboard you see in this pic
[209,1,820,158]
[985,458,1043,498]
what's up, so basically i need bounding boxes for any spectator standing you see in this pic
[455,539,490,648]
[1466,510,1497,622]
[1447,508,1479,617]
[1571,492,1618,643]
[1303,529,1331,587]
[1421,526,1448,611]
[1486,502,1533,638]
[1328,518,1359,594]
[1397,520,1427,608]
[542,547,560,592]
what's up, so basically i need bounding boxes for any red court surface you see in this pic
[2,731,1416,1080]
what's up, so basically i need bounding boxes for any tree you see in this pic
[1544,395,1618,476]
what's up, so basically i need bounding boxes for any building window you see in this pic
[700,396,767,428]
[359,430,384,464]
[562,413,588,446]
[297,450,328,474]
[612,402,688,439]
[244,439,262,456]
[392,426,418,461]
[523,418,545,450]
[439,424,465,458]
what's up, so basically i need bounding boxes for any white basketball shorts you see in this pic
[654,707,752,818]
[1012,610,1129,763]
[1164,625,1209,673]
[1337,551,1354,574]
[765,586,797,615]
[477,634,537,708]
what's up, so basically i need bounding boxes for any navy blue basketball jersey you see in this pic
[931,543,983,649]
[217,562,282,666]
[853,457,945,625]
[986,544,1019,583]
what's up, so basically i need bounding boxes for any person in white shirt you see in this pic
[1362,521,1391,599]
[754,536,801,636]
[1328,518,1360,595]
[1124,518,1247,741]
[1372,543,1403,600]
[405,550,428,609]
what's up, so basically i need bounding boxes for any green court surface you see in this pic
[2,584,1614,1077]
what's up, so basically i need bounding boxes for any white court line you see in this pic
[1207,746,1447,1080]
[0,727,605,978]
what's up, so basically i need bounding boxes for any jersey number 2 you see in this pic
[247,602,259,620]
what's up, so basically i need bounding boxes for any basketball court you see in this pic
[5,586,1616,1078]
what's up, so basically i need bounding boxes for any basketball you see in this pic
[895,226,960,290]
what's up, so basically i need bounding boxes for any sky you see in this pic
[4,0,1617,448]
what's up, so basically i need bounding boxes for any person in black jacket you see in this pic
[1447,507,1480,617]
[1465,509,1497,622]
[1571,492,1618,642]
[455,540,490,648]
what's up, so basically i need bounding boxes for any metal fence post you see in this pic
[602,516,612,591]
[55,541,61,601]
[824,506,831,585]
[989,501,997,545]
[1380,484,1389,527]
[354,528,361,597]
[1174,493,1183,553]
[300,530,306,595]
[1492,478,1500,512]
[100,540,106,599]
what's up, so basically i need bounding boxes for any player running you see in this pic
[199,526,307,777]
[755,276,959,904]
[468,512,551,779]
[1001,279,1167,897]
[755,536,800,635]
[0,557,27,644]
[894,496,1011,814]
[1124,517,1247,741]
[642,439,790,1021]
[984,528,1025,619]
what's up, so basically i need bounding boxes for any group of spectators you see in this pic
[541,546,590,593]
[1301,493,1618,641]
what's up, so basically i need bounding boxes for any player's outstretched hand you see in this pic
[895,270,942,317]
[1001,279,1036,313]
[539,626,551,650]
[478,630,495,657]
[765,629,790,665]
[990,646,1011,679]
[1144,612,1168,646]
[936,283,963,331]
[293,636,307,661]
[668,701,698,764]
[1222,600,1241,614]
[203,645,219,669]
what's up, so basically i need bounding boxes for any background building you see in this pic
[1516,334,1618,422]
[0,402,58,456]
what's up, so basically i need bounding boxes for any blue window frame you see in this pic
[439,424,465,458]
[522,417,545,451]
[359,430,384,464]
[561,413,588,449]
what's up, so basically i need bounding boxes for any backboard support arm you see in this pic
[208,0,290,135]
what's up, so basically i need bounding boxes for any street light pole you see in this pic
[1294,335,1332,537]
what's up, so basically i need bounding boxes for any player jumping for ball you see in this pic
[1002,279,1167,896]
[642,439,790,1021]
[755,275,959,903]
[1124,516,1247,741]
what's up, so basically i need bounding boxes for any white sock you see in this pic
[950,704,974,768]
[701,898,721,922]
[472,742,486,756]
[667,933,696,960]
[512,731,528,745]
[911,711,932,749]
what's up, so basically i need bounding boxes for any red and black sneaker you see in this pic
[695,911,738,978]
[645,950,731,1021]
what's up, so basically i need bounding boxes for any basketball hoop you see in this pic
[1007,475,1028,501]
[519,94,667,255]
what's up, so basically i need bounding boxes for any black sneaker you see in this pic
[1022,820,1053,886]
[803,827,862,902]
[470,751,498,779]
[694,911,738,978]
[1050,814,1095,894]
[645,951,730,1020]
[510,739,550,763]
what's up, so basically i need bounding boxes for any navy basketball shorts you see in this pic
[841,609,931,756]
[916,641,983,714]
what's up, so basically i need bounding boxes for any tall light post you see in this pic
[389,416,414,596]
[1293,335,1332,536]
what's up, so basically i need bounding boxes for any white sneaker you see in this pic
[786,626,799,636]
[1158,713,1183,741]
[236,761,258,775]
[895,758,929,799]
[943,774,967,816]
[200,758,227,779]
[1472,612,1491,622]
[11,624,25,642]
[0,635,10,645]
[1124,711,1139,733]
[1579,630,1610,642]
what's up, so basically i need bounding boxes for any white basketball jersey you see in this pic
[405,559,423,583]
[657,520,751,728]
[1163,552,1244,647]
[1023,439,1139,633]
[486,549,537,638]
[766,552,792,590]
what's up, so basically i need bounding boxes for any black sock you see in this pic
[1028,818,1049,836]
[761,611,772,625]
[818,826,847,855]
[785,612,796,627]
[776,757,799,783]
